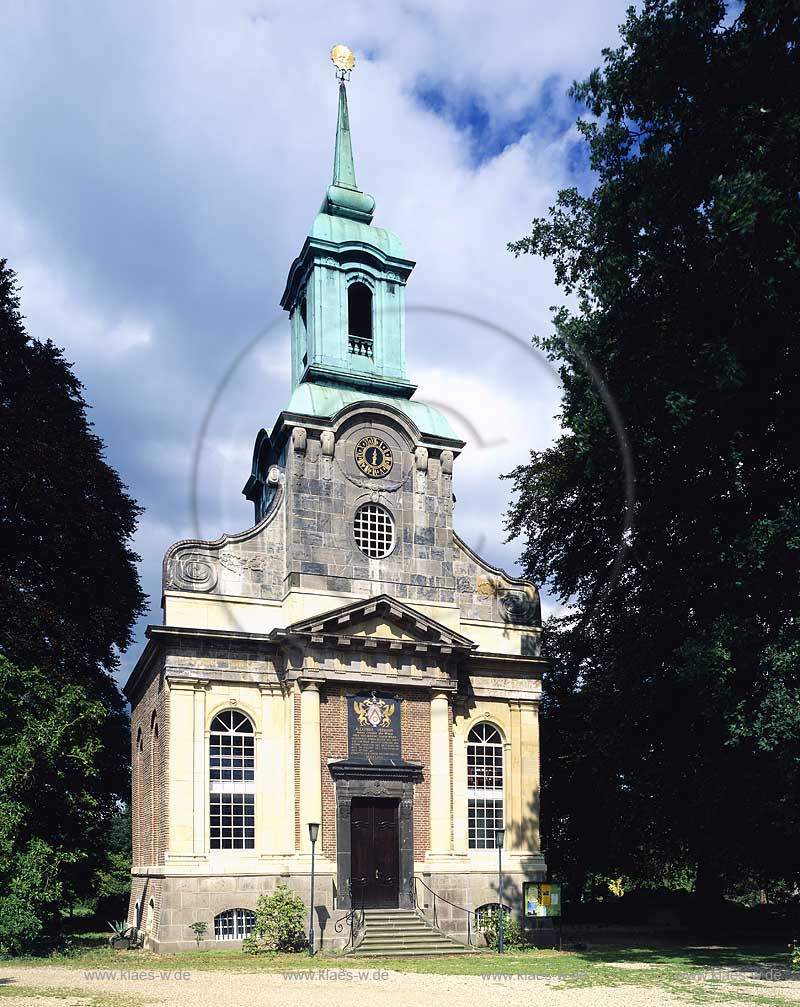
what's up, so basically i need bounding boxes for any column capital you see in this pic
[165,675,209,692]
[258,681,283,696]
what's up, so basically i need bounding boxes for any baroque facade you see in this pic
[126,78,547,952]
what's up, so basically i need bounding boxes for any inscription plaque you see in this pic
[347,691,401,760]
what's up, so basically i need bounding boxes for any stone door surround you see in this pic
[329,758,422,910]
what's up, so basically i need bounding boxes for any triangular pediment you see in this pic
[282,594,474,651]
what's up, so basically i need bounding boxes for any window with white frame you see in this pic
[214,908,256,941]
[467,723,505,849]
[209,710,255,850]
[353,502,395,559]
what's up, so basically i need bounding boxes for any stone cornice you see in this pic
[289,668,457,693]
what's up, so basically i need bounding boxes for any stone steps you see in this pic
[350,908,476,957]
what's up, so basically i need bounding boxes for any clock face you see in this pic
[354,435,394,478]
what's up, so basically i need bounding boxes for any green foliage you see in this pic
[0,658,118,953]
[0,894,44,956]
[0,261,145,951]
[94,853,132,902]
[507,0,800,896]
[93,807,132,918]
[791,940,799,972]
[189,921,208,947]
[480,910,527,952]
[243,884,307,954]
[0,259,146,682]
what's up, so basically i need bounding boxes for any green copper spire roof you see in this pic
[322,83,375,224]
[332,82,357,188]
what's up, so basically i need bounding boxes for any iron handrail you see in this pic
[335,880,366,951]
[412,875,476,948]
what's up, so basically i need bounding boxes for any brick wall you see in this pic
[127,663,169,930]
[403,691,432,861]
[128,875,164,941]
[320,690,348,860]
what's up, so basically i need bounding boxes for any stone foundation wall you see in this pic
[414,868,548,945]
[143,871,351,953]
[135,864,548,952]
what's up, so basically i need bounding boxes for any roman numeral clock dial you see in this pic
[354,436,393,478]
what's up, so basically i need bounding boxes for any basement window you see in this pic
[214,908,256,940]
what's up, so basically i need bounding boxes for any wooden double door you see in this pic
[350,797,400,908]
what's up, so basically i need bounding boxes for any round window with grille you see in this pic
[353,502,395,558]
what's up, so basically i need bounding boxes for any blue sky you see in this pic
[0,1,635,684]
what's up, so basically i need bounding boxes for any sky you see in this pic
[0,1,635,686]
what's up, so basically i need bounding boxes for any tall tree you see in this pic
[0,259,146,946]
[506,0,800,899]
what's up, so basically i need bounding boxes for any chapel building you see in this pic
[125,74,547,952]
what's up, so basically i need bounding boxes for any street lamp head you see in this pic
[495,827,506,849]
[308,822,320,844]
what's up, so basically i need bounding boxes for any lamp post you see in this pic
[308,822,319,957]
[495,827,506,954]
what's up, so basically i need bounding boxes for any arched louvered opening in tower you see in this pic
[347,281,373,358]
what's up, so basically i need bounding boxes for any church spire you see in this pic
[279,45,416,400]
[322,49,375,224]
[332,82,358,190]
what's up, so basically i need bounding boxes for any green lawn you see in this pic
[1,927,798,1006]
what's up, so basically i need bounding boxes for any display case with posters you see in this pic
[524,882,562,918]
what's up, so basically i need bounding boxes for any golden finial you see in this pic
[331,44,355,81]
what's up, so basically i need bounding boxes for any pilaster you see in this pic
[299,681,323,852]
[520,702,541,851]
[509,701,522,850]
[429,691,452,853]
[164,680,201,853]
[451,706,468,855]
[192,684,207,855]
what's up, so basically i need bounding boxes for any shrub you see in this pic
[481,909,527,952]
[0,893,43,956]
[189,921,208,948]
[243,884,306,954]
[791,940,799,972]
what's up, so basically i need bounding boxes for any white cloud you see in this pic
[0,0,634,683]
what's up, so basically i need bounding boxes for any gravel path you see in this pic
[2,964,799,1007]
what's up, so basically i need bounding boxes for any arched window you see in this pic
[214,908,256,940]
[347,282,373,356]
[474,902,511,932]
[209,710,255,850]
[467,723,505,849]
